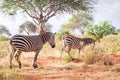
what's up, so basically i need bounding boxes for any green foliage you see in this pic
[86,21,117,40]
[64,56,73,62]
[19,21,36,35]
[0,25,11,36]
[0,0,96,32]
[64,52,75,62]
[56,29,70,39]
[61,13,93,35]
[0,0,96,15]
[0,36,9,41]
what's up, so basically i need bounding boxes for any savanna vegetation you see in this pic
[0,0,120,80]
[0,33,120,80]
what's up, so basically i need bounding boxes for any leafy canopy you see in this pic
[61,12,93,35]
[19,21,36,35]
[86,21,117,41]
[0,0,96,33]
[0,0,96,24]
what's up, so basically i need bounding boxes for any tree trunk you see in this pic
[38,22,46,34]
[37,13,46,34]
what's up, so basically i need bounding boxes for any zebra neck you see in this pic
[41,35,48,44]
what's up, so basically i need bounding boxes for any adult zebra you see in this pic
[10,32,56,69]
[60,35,95,60]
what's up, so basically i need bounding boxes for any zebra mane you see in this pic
[40,32,52,43]
[65,34,82,40]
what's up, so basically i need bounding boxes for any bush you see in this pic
[81,44,102,64]
[86,21,117,41]
[62,51,76,62]
[82,34,120,65]
[0,36,9,41]
[56,29,70,40]
[101,34,120,53]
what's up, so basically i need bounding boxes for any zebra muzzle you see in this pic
[52,45,55,48]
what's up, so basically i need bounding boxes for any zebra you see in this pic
[60,35,95,60]
[10,32,56,69]
[60,35,83,60]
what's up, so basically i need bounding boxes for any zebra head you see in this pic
[46,32,56,48]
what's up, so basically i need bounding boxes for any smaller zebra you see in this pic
[60,35,95,60]
[60,35,83,60]
[10,32,56,69]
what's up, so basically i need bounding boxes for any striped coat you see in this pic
[60,35,95,59]
[10,32,56,69]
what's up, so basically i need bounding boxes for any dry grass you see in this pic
[0,34,120,80]
[81,34,120,65]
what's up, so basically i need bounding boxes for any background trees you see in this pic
[19,21,36,35]
[86,21,117,41]
[0,25,11,36]
[0,0,96,34]
[61,12,93,35]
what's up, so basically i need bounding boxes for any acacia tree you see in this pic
[0,0,96,34]
[19,21,36,35]
[0,25,11,36]
[62,12,93,35]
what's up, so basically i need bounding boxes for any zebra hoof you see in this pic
[33,64,38,69]
[19,66,21,69]
[10,66,12,69]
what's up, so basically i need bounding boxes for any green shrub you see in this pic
[63,51,76,62]
[86,21,117,41]
[0,36,9,41]
[56,29,70,40]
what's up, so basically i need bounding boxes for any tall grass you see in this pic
[82,34,120,65]
[0,41,10,58]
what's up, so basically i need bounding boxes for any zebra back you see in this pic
[10,32,56,52]
[62,34,83,49]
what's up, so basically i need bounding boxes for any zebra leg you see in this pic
[10,46,16,69]
[60,45,66,60]
[33,49,40,69]
[78,48,81,58]
[67,47,72,58]
[15,50,22,69]
[92,42,95,49]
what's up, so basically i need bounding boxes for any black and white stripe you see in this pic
[60,35,83,59]
[60,35,95,59]
[10,32,56,69]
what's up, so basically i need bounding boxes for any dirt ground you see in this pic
[12,53,120,80]
[0,52,120,80]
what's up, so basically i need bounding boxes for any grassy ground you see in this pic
[0,35,120,80]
